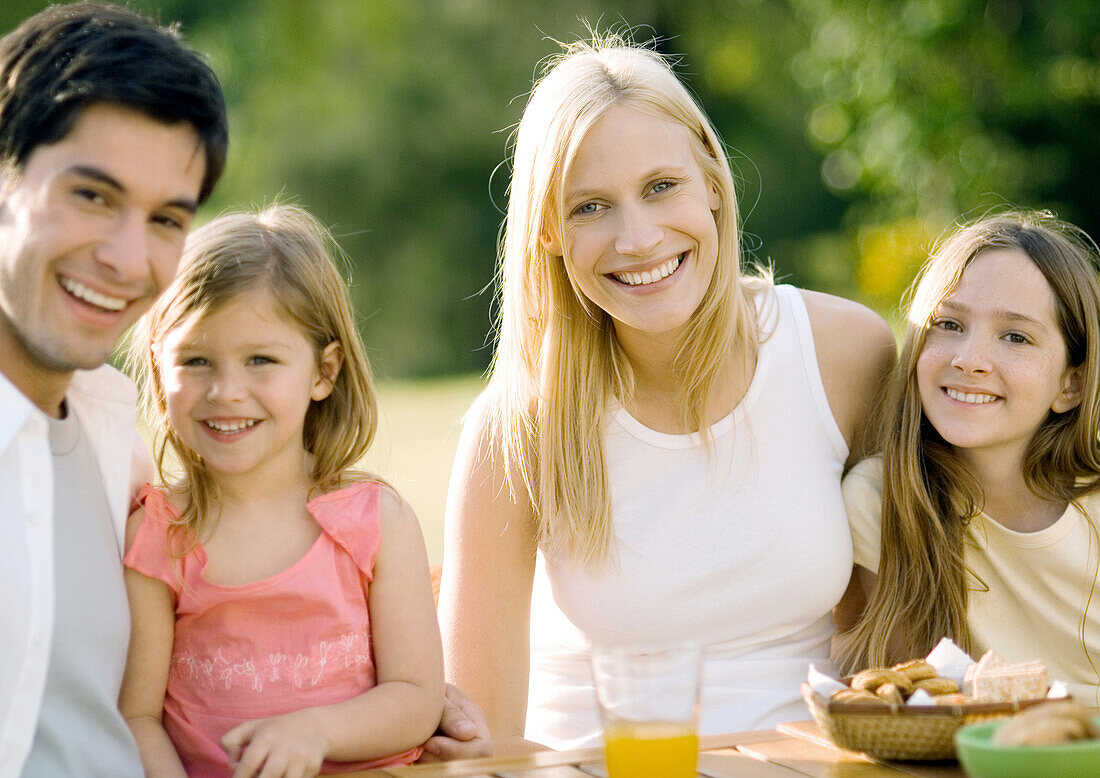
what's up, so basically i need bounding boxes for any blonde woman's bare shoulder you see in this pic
[799,289,896,459]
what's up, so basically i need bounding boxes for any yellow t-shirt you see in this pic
[843,456,1100,704]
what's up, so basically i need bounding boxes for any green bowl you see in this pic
[955,718,1100,778]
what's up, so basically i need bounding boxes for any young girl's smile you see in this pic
[916,248,1081,468]
[158,289,336,481]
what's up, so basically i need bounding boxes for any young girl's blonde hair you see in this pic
[129,203,379,545]
[488,34,764,565]
[840,211,1100,671]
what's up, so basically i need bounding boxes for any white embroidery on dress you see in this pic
[173,631,372,692]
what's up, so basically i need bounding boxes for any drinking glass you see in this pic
[590,644,702,778]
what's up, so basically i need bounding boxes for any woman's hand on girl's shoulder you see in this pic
[800,289,897,465]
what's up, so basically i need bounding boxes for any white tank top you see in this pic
[526,284,854,748]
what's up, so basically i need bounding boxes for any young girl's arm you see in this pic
[118,507,188,778]
[221,491,444,777]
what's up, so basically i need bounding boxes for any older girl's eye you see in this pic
[931,318,961,332]
[1005,332,1030,345]
[181,356,209,367]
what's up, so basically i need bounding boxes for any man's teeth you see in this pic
[613,255,682,286]
[205,420,256,433]
[60,277,127,311]
[946,388,998,404]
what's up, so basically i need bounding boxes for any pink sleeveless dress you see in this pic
[124,481,421,777]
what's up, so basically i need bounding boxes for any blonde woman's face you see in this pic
[542,105,720,347]
[916,249,1082,470]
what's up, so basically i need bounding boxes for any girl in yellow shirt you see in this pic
[840,211,1100,702]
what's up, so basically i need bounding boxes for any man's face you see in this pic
[0,102,206,401]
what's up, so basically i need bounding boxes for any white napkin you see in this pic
[925,637,974,688]
[906,688,936,705]
[1047,680,1070,699]
[808,664,848,697]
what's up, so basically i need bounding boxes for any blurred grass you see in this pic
[366,373,484,565]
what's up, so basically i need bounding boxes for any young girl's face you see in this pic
[157,288,335,481]
[916,248,1081,468]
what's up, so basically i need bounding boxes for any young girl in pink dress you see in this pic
[119,205,443,778]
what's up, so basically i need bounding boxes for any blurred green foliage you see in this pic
[4,0,1096,373]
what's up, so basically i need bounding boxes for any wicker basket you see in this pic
[801,683,1049,760]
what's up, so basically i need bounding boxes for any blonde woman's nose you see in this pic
[613,204,662,257]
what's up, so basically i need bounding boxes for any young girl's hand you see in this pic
[222,710,327,778]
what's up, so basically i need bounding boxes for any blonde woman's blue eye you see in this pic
[653,181,672,193]
[575,202,599,215]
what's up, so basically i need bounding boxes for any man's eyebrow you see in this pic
[67,164,199,214]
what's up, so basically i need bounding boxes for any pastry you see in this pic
[993,700,1100,746]
[851,668,914,695]
[913,676,959,696]
[932,693,968,705]
[830,688,886,705]
[892,659,937,682]
[875,682,905,706]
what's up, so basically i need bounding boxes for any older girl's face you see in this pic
[916,248,1082,470]
[542,104,720,346]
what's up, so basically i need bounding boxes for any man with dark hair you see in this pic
[0,3,489,773]
[0,3,226,774]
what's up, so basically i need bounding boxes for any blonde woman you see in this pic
[439,38,895,752]
[840,212,1100,703]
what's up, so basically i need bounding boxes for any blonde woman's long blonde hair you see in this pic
[488,35,762,565]
[129,203,380,548]
[840,211,1100,671]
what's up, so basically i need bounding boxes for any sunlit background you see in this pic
[7,0,1095,560]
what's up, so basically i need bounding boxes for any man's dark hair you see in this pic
[0,1,228,203]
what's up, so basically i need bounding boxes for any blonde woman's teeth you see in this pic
[946,388,997,404]
[60,276,127,311]
[205,420,256,432]
[613,255,682,286]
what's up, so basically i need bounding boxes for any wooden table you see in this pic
[342,721,968,777]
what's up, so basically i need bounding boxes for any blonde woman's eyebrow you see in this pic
[564,166,692,203]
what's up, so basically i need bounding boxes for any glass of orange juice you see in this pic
[590,644,702,778]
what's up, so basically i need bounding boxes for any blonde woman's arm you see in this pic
[438,393,544,755]
[800,289,897,468]
[801,291,894,639]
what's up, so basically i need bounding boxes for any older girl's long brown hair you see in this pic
[839,211,1100,671]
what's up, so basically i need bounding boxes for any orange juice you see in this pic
[603,721,698,778]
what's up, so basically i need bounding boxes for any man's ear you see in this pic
[1052,365,1084,413]
[311,341,344,401]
